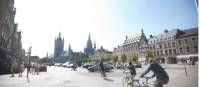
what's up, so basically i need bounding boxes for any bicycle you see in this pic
[122,72,154,87]
[140,77,155,87]
[122,71,141,87]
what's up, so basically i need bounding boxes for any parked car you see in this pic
[133,62,142,68]
[62,62,70,67]
[82,63,93,69]
[54,63,62,66]
[66,63,74,68]
[87,63,113,72]
[104,63,114,70]
[105,62,114,68]
[116,62,123,69]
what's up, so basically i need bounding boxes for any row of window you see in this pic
[179,46,198,53]
[178,38,197,45]
[149,36,175,44]
[149,42,176,50]
[153,49,177,57]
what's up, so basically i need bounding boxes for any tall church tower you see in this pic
[68,44,73,56]
[54,32,64,58]
[84,33,95,55]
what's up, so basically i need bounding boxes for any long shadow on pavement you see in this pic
[104,78,114,82]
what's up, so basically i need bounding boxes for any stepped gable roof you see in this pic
[124,33,141,45]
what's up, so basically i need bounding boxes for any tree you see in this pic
[145,50,153,62]
[83,56,91,63]
[101,56,106,62]
[121,53,127,63]
[112,55,119,63]
[88,57,91,63]
[105,55,111,62]
[132,53,139,62]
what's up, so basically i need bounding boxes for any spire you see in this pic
[69,43,71,51]
[141,28,144,34]
[46,52,49,58]
[59,32,61,37]
[68,43,73,55]
[88,33,91,42]
[84,33,94,55]
[87,33,93,48]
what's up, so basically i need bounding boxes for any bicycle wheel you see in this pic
[131,81,141,87]
[122,77,130,87]
[122,77,127,87]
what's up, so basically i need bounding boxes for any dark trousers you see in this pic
[155,78,169,87]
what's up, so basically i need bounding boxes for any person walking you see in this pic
[140,59,169,87]
[35,63,39,75]
[19,63,24,77]
[27,64,31,82]
[11,61,17,77]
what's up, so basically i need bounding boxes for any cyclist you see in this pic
[140,59,169,87]
[127,61,136,79]
[99,61,106,78]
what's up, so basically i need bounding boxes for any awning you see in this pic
[176,54,198,59]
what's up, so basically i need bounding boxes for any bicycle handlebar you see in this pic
[142,77,152,79]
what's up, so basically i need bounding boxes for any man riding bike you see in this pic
[127,61,136,79]
[99,61,106,78]
[140,59,169,87]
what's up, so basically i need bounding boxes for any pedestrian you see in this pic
[127,61,136,80]
[140,59,169,87]
[99,61,106,78]
[27,64,31,82]
[35,63,39,75]
[72,63,77,71]
[10,61,17,77]
[192,58,195,65]
[19,63,24,77]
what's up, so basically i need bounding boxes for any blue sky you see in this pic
[105,0,198,36]
[15,0,198,57]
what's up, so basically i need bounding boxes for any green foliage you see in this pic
[83,56,91,63]
[112,55,119,63]
[105,55,111,62]
[145,50,153,62]
[101,56,106,62]
[88,58,91,62]
[121,53,127,63]
[37,58,44,64]
[132,53,139,62]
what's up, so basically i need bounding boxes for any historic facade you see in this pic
[89,46,112,62]
[113,29,148,62]
[148,27,198,64]
[176,27,198,61]
[0,0,25,74]
[148,29,178,63]
[53,33,84,64]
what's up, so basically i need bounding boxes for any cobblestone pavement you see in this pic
[0,64,198,87]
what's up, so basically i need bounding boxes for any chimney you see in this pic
[150,35,153,38]
[126,35,128,39]
[164,29,168,33]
